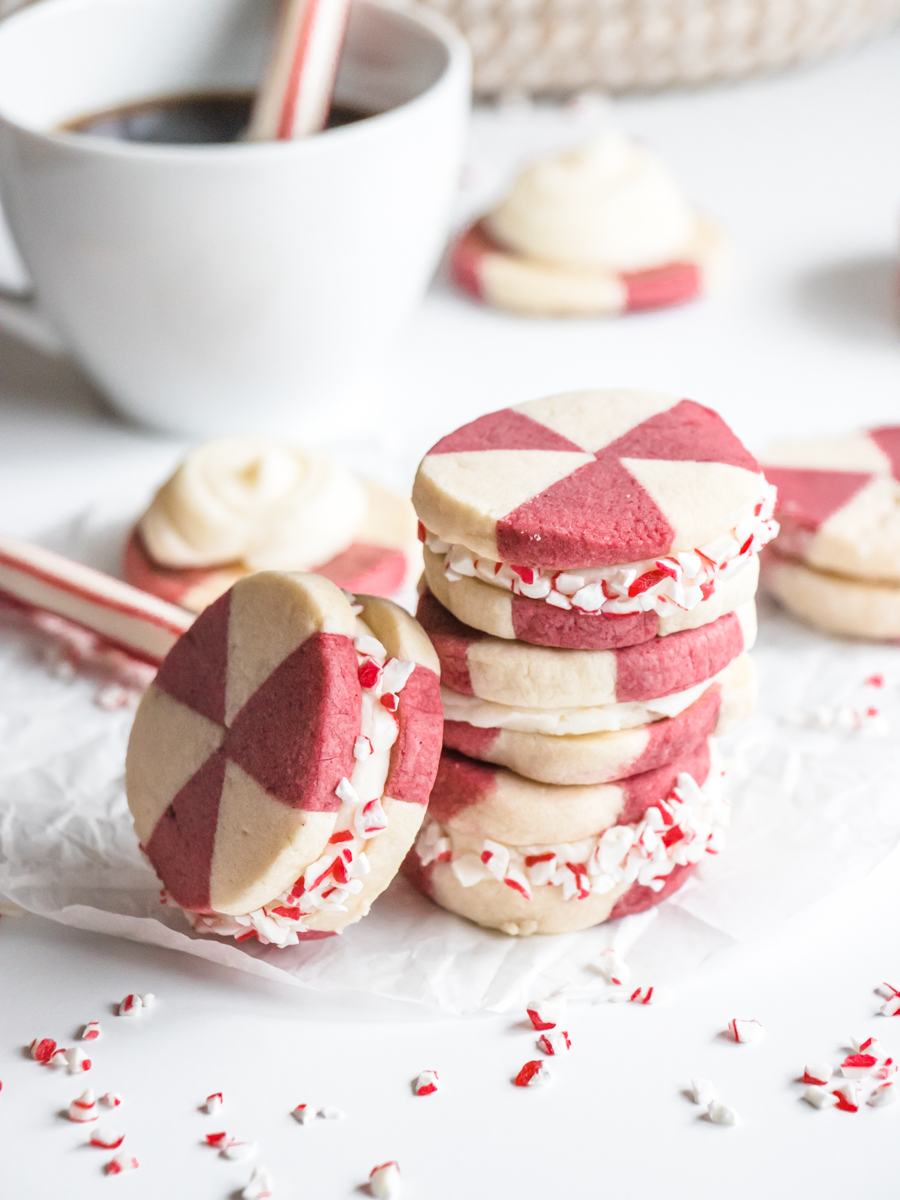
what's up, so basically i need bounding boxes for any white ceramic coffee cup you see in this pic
[0,0,470,437]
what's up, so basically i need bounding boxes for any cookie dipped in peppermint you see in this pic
[414,389,777,651]
[126,574,442,946]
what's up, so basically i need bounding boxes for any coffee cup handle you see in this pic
[0,285,67,355]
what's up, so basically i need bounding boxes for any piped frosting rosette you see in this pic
[451,131,728,317]
[126,437,419,613]
[403,740,725,936]
[126,573,442,947]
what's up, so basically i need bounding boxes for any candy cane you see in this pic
[0,534,191,664]
[248,0,351,141]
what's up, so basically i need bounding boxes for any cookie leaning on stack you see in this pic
[760,427,900,639]
[402,389,777,935]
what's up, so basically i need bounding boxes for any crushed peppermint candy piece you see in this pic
[205,1132,229,1147]
[48,1049,69,1069]
[140,993,155,1008]
[875,983,899,1000]
[630,985,672,1005]
[707,1100,738,1125]
[868,1083,897,1107]
[690,1079,716,1107]
[65,1046,91,1074]
[537,1030,571,1056]
[526,998,567,1031]
[204,1092,223,1114]
[80,1022,101,1041]
[30,1038,56,1064]
[292,1104,315,1124]
[729,1018,764,1043]
[851,1036,887,1059]
[802,1064,833,1086]
[832,1081,860,1112]
[369,1161,401,1199]
[414,1070,439,1096]
[242,1166,275,1199]
[68,1089,99,1122]
[879,994,900,1017]
[221,1140,259,1161]
[105,1154,138,1175]
[318,1106,344,1120]
[100,1093,123,1109]
[514,1060,551,1087]
[90,1127,125,1150]
[117,994,142,1016]
[595,949,631,987]
[804,1086,839,1109]
[841,1054,879,1079]
[875,1059,898,1081]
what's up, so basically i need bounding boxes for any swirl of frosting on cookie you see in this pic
[485,130,696,272]
[139,436,368,570]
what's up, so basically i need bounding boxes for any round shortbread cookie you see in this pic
[126,573,442,946]
[450,214,727,318]
[442,653,755,785]
[423,544,759,649]
[125,480,418,614]
[402,740,722,935]
[761,426,900,583]
[416,587,757,708]
[762,548,900,641]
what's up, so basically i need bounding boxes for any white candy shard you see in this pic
[708,1100,738,1125]
[526,997,567,1031]
[595,948,631,986]
[537,1030,571,1056]
[222,1141,259,1161]
[729,1018,764,1043]
[690,1079,716,1107]
[834,1080,860,1110]
[242,1166,275,1199]
[369,1161,402,1199]
[802,1063,833,1086]
[318,1106,344,1120]
[65,1046,91,1074]
[105,1154,139,1175]
[876,983,900,1000]
[140,993,155,1008]
[851,1036,886,1060]
[868,1083,897,1107]
[90,1127,125,1150]
[879,994,900,1017]
[117,994,142,1016]
[515,1060,552,1087]
[68,1089,99,1123]
[205,1092,223,1114]
[48,1049,68,1069]
[100,1093,123,1109]
[414,1070,439,1096]
[80,1022,101,1041]
[292,1104,315,1124]
[804,1086,838,1109]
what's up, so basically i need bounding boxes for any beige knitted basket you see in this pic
[419,0,900,94]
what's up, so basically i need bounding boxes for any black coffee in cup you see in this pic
[60,90,371,144]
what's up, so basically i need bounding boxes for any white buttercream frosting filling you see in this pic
[485,131,697,272]
[415,766,726,902]
[177,614,415,948]
[424,482,777,619]
[140,436,367,571]
[440,670,721,735]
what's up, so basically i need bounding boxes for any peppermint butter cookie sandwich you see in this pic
[126,436,419,613]
[451,131,728,318]
[414,389,776,650]
[126,573,442,946]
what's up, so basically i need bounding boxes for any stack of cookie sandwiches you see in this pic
[760,426,900,640]
[403,389,778,936]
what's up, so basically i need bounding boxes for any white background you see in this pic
[2,25,900,1199]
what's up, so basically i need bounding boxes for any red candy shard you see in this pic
[504,876,531,899]
[380,692,399,712]
[832,1090,859,1113]
[358,659,381,689]
[526,1009,555,1032]
[104,1154,138,1175]
[841,1054,878,1078]
[803,1070,830,1086]
[866,674,885,688]
[329,830,354,843]
[628,569,668,598]
[417,521,426,544]
[30,1038,56,1063]
[514,1060,544,1086]
[205,1132,228,1146]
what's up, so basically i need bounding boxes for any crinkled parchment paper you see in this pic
[2,568,899,1013]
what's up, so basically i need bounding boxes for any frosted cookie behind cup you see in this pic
[126,436,420,613]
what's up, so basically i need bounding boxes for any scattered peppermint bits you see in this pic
[525,998,566,1031]
[48,1048,68,1069]
[319,1106,345,1121]
[595,949,631,987]
[851,1035,887,1058]
[100,1093,123,1109]
[117,994,142,1016]
[221,1140,259,1161]
[68,1089,99,1123]
[205,1132,229,1147]
[514,1060,551,1088]
[729,1019,764,1044]
[802,1064,833,1086]
[90,1127,125,1150]
[630,985,673,1005]
[804,1086,838,1110]
[30,1038,56,1064]
[204,1092,223,1115]
[875,983,899,1001]
[537,1030,571,1056]
[707,1100,738,1126]
[868,1083,897,1108]
[879,993,900,1017]
[841,1054,878,1079]
[292,1104,315,1125]
[105,1154,138,1175]
[414,1070,439,1096]
[369,1161,402,1199]
[242,1166,275,1199]
[64,1046,91,1074]
[833,1081,860,1112]
[690,1079,716,1108]
[80,1022,101,1041]
[140,993,155,1008]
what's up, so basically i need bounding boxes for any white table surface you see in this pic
[3,28,900,1198]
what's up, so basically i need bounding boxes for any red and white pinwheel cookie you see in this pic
[414,389,775,649]
[450,131,728,319]
[126,437,420,614]
[403,740,724,936]
[416,588,756,710]
[126,573,442,946]
[442,653,755,786]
